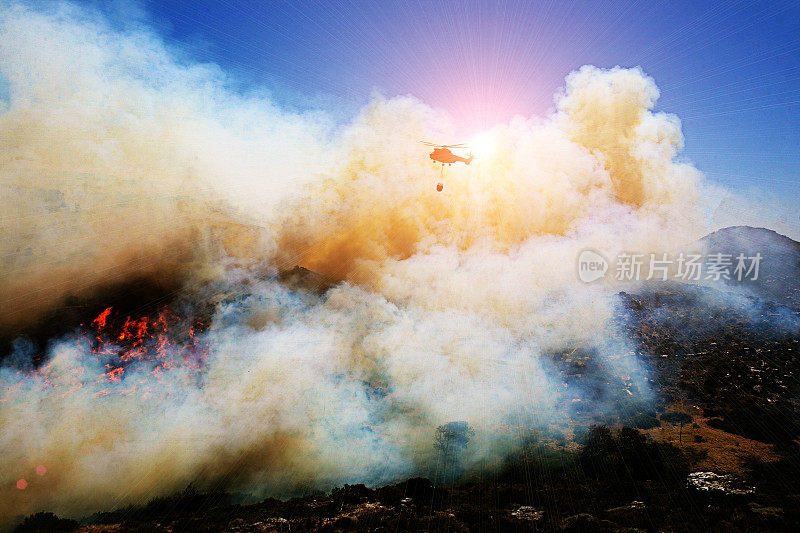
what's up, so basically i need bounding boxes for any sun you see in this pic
[469,131,497,160]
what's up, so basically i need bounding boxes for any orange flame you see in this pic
[91,307,112,329]
[104,366,124,382]
[84,304,209,381]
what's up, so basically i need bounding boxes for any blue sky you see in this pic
[94,0,798,198]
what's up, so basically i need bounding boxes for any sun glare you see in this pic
[469,131,497,160]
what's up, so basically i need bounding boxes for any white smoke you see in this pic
[0,1,718,524]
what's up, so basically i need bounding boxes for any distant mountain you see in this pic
[278,265,336,294]
[695,226,800,309]
[700,226,800,252]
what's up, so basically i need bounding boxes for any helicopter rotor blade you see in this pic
[420,141,470,149]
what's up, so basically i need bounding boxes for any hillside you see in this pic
[9,227,800,532]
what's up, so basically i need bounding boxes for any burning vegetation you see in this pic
[80,304,210,395]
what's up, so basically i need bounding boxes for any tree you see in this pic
[434,421,474,454]
[434,421,474,481]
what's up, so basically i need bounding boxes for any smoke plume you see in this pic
[0,1,714,524]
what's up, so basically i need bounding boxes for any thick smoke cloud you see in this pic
[276,64,703,286]
[0,1,329,331]
[0,1,712,524]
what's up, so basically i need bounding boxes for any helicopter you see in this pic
[420,141,473,191]
[421,141,474,166]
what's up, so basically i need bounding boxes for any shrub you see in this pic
[630,413,661,430]
[579,426,688,482]
[14,512,78,532]
[661,412,692,424]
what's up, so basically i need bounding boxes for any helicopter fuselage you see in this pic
[429,148,473,165]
